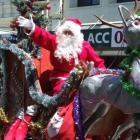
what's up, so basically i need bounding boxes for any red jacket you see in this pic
[31,25,106,78]
[30,25,106,139]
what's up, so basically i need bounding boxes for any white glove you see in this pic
[26,105,38,116]
[17,15,34,30]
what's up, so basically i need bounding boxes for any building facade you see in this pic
[0,0,18,30]
[61,0,137,67]
[65,0,135,24]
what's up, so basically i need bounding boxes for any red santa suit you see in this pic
[30,21,106,95]
[29,19,106,140]
[4,18,106,140]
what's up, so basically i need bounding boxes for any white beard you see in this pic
[54,28,83,62]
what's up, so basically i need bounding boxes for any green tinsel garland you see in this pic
[120,47,140,99]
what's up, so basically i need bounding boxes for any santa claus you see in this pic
[15,16,105,95]
[4,16,106,140]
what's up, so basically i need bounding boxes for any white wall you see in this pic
[63,0,136,24]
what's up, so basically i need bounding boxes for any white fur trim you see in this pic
[64,20,81,31]
[47,111,64,138]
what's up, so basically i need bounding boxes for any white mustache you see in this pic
[55,34,82,62]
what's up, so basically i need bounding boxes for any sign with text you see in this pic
[82,28,127,48]
[111,28,127,48]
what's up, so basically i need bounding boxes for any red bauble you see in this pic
[46,3,51,10]
[31,0,38,3]
[9,20,19,29]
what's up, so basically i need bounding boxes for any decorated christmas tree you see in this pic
[10,0,55,94]
[10,0,52,59]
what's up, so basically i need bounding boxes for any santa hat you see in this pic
[66,18,82,27]
[57,18,82,35]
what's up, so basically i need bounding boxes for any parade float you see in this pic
[0,0,140,140]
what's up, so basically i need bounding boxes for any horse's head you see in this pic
[96,0,140,47]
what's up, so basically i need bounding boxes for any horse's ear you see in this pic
[118,5,132,27]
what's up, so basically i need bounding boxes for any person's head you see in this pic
[55,18,84,62]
